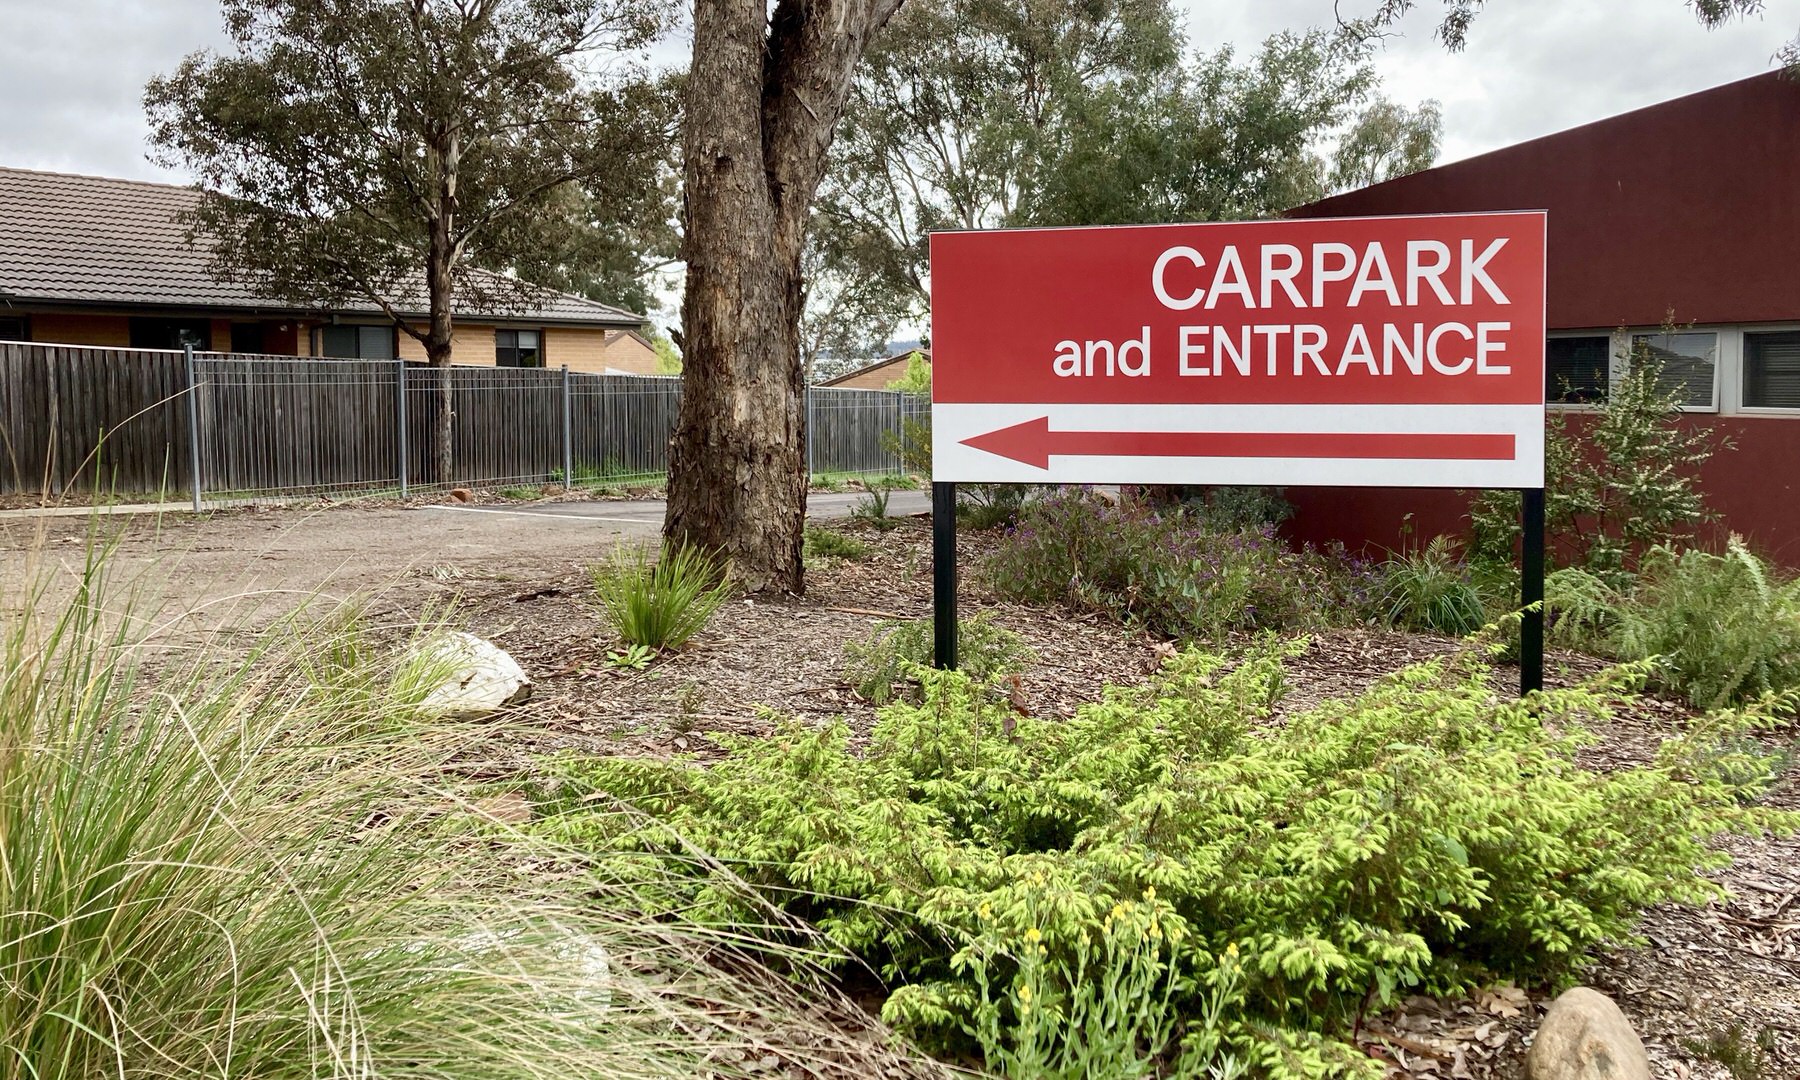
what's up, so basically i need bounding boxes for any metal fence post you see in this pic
[805,387,816,478]
[396,358,409,497]
[561,365,573,485]
[184,344,203,511]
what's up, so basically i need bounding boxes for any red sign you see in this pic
[929,212,1546,487]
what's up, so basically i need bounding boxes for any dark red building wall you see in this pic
[1291,72,1800,330]
[1283,414,1800,566]
[1279,73,1800,565]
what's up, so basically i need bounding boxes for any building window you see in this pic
[1545,335,1610,404]
[229,322,266,355]
[0,315,27,342]
[129,317,212,351]
[496,328,543,368]
[1743,330,1800,410]
[317,324,397,360]
[1630,330,1717,409]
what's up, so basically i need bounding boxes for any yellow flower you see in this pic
[1017,984,1033,1003]
[1024,927,1042,944]
[1144,885,1156,902]
[977,902,993,921]
[1225,942,1239,958]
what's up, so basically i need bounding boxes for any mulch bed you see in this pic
[434,516,1798,1080]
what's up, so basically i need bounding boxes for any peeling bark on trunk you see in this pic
[665,0,906,595]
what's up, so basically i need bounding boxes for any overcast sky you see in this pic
[0,0,1793,183]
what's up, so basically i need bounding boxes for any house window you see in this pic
[1629,330,1717,409]
[318,324,397,360]
[1545,335,1610,404]
[229,322,266,355]
[496,329,543,368]
[0,315,27,342]
[1743,330,1800,410]
[129,317,212,351]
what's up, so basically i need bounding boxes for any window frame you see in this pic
[495,327,547,369]
[0,313,29,342]
[313,322,398,360]
[1621,326,1723,414]
[1732,323,1800,415]
[1543,330,1615,410]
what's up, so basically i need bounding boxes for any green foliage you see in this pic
[1327,96,1442,191]
[606,643,657,671]
[591,542,734,651]
[1181,486,1295,530]
[884,413,933,480]
[1540,540,1800,709]
[1613,539,1800,709]
[1683,1022,1779,1080]
[1,542,930,1080]
[842,613,1034,705]
[885,351,932,395]
[851,485,903,530]
[987,489,1375,640]
[538,643,1792,1077]
[812,0,1437,337]
[497,485,543,501]
[1470,336,1724,585]
[958,485,1037,531]
[1377,536,1487,635]
[650,327,683,374]
[146,0,673,344]
[805,525,873,562]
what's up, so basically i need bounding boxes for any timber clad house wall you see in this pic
[0,166,662,375]
[1283,71,1800,565]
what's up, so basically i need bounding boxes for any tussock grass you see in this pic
[591,542,734,651]
[0,530,941,1080]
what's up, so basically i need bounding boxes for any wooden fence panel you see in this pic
[0,344,925,500]
[0,343,188,495]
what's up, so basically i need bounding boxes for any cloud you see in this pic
[0,0,1792,183]
[0,0,225,181]
[1195,0,1797,164]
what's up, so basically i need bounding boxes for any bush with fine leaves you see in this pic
[535,642,1792,1079]
[986,489,1376,640]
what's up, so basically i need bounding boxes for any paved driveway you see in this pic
[415,488,932,536]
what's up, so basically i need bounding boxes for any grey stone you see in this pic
[1526,987,1650,1080]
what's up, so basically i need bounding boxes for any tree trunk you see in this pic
[665,0,906,594]
[426,133,461,485]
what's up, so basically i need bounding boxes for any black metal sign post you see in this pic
[1520,486,1546,696]
[932,481,959,669]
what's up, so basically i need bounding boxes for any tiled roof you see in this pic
[0,166,643,325]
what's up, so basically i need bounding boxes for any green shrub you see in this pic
[1469,334,1725,585]
[805,525,872,562]
[1613,538,1800,708]
[987,489,1375,640]
[591,542,734,651]
[1377,536,1487,635]
[958,485,1036,530]
[1,547,929,1080]
[537,642,1792,1078]
[843,612,1034,705]
[851,485,903,529]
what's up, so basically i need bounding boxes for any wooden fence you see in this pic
[0,342,928,502]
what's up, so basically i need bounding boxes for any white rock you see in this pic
[415,631,532,719]
[1526,987,1650,1080]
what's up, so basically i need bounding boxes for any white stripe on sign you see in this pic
[932,403,1544,488]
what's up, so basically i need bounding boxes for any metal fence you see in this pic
[0,341,929,506]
